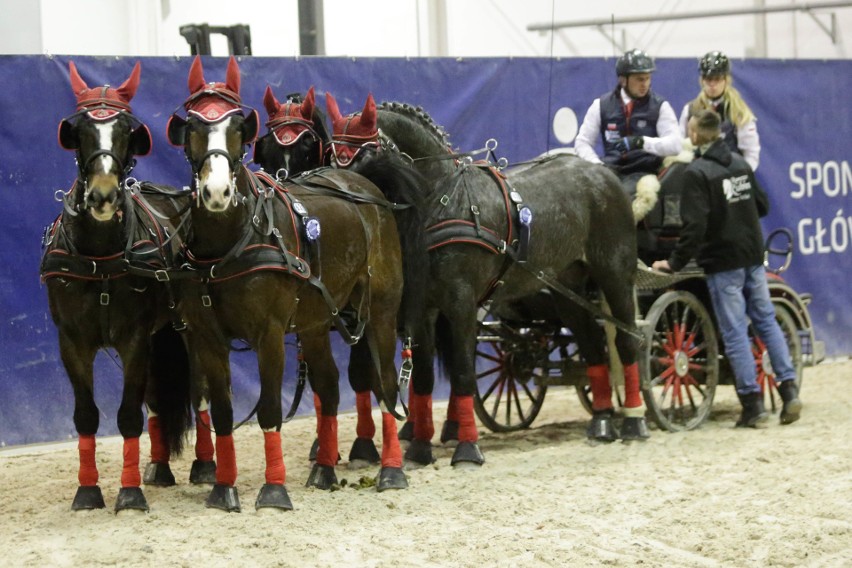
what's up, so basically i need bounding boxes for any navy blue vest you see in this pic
[599,87,664,173]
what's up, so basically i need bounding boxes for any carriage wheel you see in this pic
[473,324,551,432]
[752,309,803,414]
[642,290,720,432]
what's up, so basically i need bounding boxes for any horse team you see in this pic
[42,56,645,513]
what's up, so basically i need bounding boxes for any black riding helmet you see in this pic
[700,51,730,77]
[616,49,655,76]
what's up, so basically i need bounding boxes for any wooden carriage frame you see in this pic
[472,239,825,433]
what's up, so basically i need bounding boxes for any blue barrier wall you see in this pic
[1,55,849,446]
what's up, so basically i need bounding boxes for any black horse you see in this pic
[254,86,429,467]
[41,61,193,512]
[166,57,416,512]
[324,98,648,468]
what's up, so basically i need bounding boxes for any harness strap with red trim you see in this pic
[424,163,532,304]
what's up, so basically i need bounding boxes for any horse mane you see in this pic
[378,101,452,149]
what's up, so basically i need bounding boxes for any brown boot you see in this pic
[736,392,768,428]
[778,380,803,425]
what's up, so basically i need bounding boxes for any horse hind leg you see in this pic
[144,324,193,487]
[599,277,650,442]
[301,332,342,491]
[552,296,619,443]
[345,339,381,468]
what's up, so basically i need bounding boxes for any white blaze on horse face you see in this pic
[87,120,120,221]
[200,119,235,212]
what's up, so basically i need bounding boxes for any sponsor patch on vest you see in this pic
[722,174,752,203]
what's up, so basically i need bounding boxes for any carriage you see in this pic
[472,227,825,434]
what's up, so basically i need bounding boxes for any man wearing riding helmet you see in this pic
[575,49,682,219]
[680,51,760,171]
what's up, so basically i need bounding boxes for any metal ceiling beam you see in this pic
[527,1,852,44]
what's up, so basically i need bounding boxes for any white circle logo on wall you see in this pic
[552,107,578,145]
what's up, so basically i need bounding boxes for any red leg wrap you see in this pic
[120,437,141,488]
[624,362,642,409]
[195,410,214,462]
[147,416,169,464]
[587,364,613,411]
[411,392,434,441]
[455,395,478,443]
[215,434,237,486]
[78,434,98,487]
[380,412,403,468]
[355,391,376,439]
[316,415,339,467]
[263,431,286,485]
[447,391,459,422]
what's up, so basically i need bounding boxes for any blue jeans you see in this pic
[706,265,797,395]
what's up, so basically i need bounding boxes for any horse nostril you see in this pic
[223,187,231,199]
[202,187,212,201]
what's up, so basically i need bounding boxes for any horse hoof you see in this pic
[440,420,460,446]
[205,484,241,512]
[587,410,619,442]
[306,463,338,490]
[397,422,414,443]
[621,416,650,441]
[376,467,408,492]
[348,437,380,466]
[189,459,217,484]
[143,462,176,486]
[451,441,485,467]
[255,483,294,511]
[114,487,149,513]
[72,486,105,511]
[404,439,435,468]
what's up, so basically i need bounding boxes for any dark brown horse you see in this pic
[328,99,647,468]
[41,62,193,512]
[254,86,429,467]
[166,57,410,512]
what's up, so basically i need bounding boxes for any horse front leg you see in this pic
[404,307,439,468]
[192,337,239,512]
[114,338,150,513]
[254,326,293,511]
[59,332,104,511]
[301,332,341,491]
[443,303,486,468]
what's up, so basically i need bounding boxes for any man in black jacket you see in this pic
[652,110,802,427]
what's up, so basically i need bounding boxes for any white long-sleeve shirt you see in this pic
[575,88,682,165]
[678,102,760,171]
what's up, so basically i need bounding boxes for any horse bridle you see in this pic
[61,107,144,214]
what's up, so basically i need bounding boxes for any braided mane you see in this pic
[379,102,452,149]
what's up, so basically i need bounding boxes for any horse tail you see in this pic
[149,323,192,457]
[355,153,430,338]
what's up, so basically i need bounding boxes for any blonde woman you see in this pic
[679,51,761,171]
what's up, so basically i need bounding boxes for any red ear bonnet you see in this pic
[263,86,318,146]
[68,60,140,119]
[60,61,151,153]
[183,55,242,123]
[326,92,379,167]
